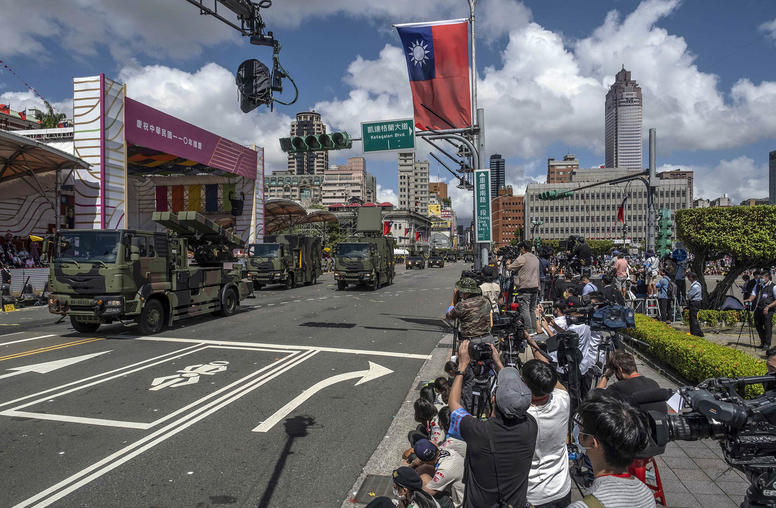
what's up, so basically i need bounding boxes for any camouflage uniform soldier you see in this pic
[446,277,494,412]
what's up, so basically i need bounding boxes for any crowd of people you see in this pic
[0,235,45,269]
[367,241,677,508]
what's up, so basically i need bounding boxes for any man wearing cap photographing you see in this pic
[447,340,538,508]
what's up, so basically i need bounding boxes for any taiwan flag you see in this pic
[396,20,471,131]
[617,196,627,223]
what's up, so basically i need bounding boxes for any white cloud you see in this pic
[0,90,71,118]
[376,184,397,206]
[661,157,769,203]
[760,17,776,41]
[117,62,294,170]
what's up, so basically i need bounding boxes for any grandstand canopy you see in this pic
[0,129,88,184]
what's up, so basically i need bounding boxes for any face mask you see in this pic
[393,486,403,500]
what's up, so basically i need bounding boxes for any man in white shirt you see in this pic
[523,319,572,508]
[412,438,465,507]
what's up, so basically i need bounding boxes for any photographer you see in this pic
[447,340,537,508]
[745,270,776,349]
[572,237,593,276]
[601,274,625,306]
[478,266,501,313]
[594,351,667,414]
[567,394,655,508]
[507,241,540,333]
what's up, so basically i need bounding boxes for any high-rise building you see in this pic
[547,154,579,184]
[429,181,448,200]
[489,154,505,196]
[605,67,643,171]
[524,168,691,245]
[770,150,776,204]
[491,186,524,248]
[288,111,328,175]
[398,151,429,214]
[321,157,377,206]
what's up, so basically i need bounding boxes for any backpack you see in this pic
[591,305,636,330]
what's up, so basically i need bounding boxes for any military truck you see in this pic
[246,234,322,290]
[405,254,426,269]
[47,211,251,335]
[334,208,394,290]
[428,251,445,268]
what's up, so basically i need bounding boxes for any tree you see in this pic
[676,206,776,309]
[32,102,66,128]
[508,226,524,246]
[587,239,614,257]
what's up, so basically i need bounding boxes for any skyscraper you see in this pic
[489,154,505,197]
[770,150,776,205]
[288,111,328,175]
[605,67,643,171]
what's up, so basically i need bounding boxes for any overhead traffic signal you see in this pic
[279,132,352,153]
[656,208,674,256]
[538,190,574,200]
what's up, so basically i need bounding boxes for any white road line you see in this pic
[13,350,318,508]
[0,344,203,410]
[0,334,56,347]
[135,336,432,360]
[0,331,23,339]
[2,411,149,430]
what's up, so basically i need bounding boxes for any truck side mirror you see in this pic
[130,245,140,262]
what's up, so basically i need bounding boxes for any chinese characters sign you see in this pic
[474,169,492,243]
[361,118,414,153]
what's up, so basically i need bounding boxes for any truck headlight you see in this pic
[105,299,122,307]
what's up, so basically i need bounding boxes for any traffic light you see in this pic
[656,208,673,256]
[279,132,352,153]
[537,190,573,200]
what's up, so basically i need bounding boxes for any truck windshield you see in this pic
[337,243,370,258]
[249,244,280,258]
[55,232,121,263]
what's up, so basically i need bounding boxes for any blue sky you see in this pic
[1,0,775,219]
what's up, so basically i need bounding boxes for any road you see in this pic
[0,264,462,507]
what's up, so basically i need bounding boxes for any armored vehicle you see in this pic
[47,211,251,335]
[428,251,445,268]
[334,208,394,290]
[246,234,321,289]
[405,254,426,269]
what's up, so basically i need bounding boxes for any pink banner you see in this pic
[125,98,257,180]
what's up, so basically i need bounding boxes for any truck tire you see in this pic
[286,273,296,289]
[337,280,347,291]
[219,287,238,316]
[70,317,100,334]
[138,298,165,335]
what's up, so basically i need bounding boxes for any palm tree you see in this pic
[32,102,66,128]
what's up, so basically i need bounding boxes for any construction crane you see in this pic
[184,0,298,112]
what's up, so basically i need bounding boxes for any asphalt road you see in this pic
[0,263,463,508]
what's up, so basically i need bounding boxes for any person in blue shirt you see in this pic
[656,269,671,322]
[581,274,598,297]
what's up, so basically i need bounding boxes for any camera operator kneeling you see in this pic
[568,394,656,508]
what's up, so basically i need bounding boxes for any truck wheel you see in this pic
[286,273,296,289]
[219,287,238,316]
[337,280,347,291]
[70,317,100,334]
[138,299,165,335]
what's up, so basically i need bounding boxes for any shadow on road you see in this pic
[256,415,316,508]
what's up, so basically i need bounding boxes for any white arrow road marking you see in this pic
[252,361,393,433]
[0,350,111,380]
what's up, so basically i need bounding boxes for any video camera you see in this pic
[468,341,493,363]
[460,269,485,285]
[648,375,776,507]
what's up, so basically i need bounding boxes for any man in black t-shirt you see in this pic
[601,274,625,306]
[447,340,538,508]
[594,351,667,414]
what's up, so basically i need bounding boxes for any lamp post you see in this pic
[530,219,544,246]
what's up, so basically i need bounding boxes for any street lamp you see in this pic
[530,219,543,245]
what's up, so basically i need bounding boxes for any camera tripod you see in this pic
[737,299,759,349]
[466,363,495,419]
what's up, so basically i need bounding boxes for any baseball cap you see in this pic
[392,466,422,490]
[494,367,532,419]
[413,439,438,462]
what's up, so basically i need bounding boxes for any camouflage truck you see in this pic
[334,207,395,290]
[47,211,251,335]
[246,234,322,290]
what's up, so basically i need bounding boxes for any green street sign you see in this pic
[474,169,492,243]
[361,118,414,153]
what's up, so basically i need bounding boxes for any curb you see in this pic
[341,333,453,507]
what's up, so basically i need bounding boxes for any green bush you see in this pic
[625,314,767,397]
[681,309,775,327]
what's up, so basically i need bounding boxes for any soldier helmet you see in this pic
[455,277,482,295]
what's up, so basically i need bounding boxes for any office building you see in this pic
[547,154,579,184]
[265,170,323,205]
[658,169,694,203]
[288,111,328,175]
[321,157,376,206]
[605,67,643,171]
[710,194,732,207]
[770,150,776,204]
[398,151,429,214]
[740,197,769,206]
[524,167,691,246]
[429,181,448,200]
[490,154,505,196]
[491,186,524,249]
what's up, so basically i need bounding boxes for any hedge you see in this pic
[625,314,767,397]
[680,309,776,328]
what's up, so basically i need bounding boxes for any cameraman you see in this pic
[507,242,540,333]
[745,270,776,349]
[478,266,501,313]
[567,394,655,508]
[572,237,593,276]
[601,274,625,306]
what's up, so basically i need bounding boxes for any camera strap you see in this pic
[581,494,604,508]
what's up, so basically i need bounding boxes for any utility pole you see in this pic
[647,128,657,254]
